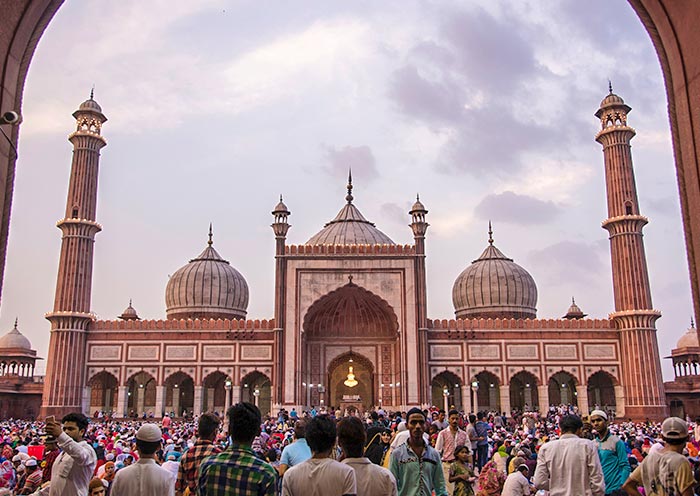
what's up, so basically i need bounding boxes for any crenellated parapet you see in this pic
[90,317,276,331]
[285,244,415,256]
[428,317,611,330]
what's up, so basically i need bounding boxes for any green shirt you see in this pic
[198,443,277,496]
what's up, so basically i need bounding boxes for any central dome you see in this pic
[306,175,395,245]
[165,228,248,320]
[676,321,699,350]
[452,225,537,319]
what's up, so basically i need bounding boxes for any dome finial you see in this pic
[608,79,613,94]
[13,317,18,329]
[572,296,576,304]
[90,85,95,100]
[488,221,494,245]
[345,168,354,203]
[208,223,213,246]
[279,194,283,202]
[692,316,696,329]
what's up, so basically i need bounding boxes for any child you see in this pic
[449,445,476,496]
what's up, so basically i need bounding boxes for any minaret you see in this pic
[409,195,430,404]
[41,93,107,418]
[271,195,290,409]
[595,85,666,420]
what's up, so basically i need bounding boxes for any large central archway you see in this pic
[327,352,374,411]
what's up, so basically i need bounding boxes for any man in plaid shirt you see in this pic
[198,403,277,496]
[176,413,222,496]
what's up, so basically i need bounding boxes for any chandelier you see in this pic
[344,366,358,388]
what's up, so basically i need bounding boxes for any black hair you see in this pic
[198,413,220,439]
[305,415,337,454]
[135,439,161,455]
[406,407,426,420]
[227,402,261,444]
[469,414,476,423]
[370,411,379,421]
[62,413,89,432]
[559,415,583,434]
[438,409,446,415]
[294,420,307,439]
[448,409,460,417]
[477,411,485,420]
[337,416,366,458]
[453,444,469,459]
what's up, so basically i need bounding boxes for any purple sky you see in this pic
[2,0,693,380]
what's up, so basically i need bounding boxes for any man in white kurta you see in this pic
[111,423,174,496]
[44,413,98,496]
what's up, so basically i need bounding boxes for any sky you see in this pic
[1,0,693,380]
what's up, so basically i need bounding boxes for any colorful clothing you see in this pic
[476,460,505,496]
[176,439,221,494]
[197,443,277,496]
[449,461,474,496]
[389,441,447,496]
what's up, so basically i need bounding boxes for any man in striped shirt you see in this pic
[198,403,277,496]
[435,410,471,494]
[175,413,222,496]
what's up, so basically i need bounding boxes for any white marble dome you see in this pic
[0,321,32,350]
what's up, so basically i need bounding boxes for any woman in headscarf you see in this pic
[364,429,392,466]
[475,459,506,496]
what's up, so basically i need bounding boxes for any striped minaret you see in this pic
[595,86,667,421]
[41,93,107,418]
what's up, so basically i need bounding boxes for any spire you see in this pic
[90,85,95,100]
[608,79,613,94]
[13,317,17,330]
[346,169,354,204]
[208,223,213,246]
[692,316,696,329]
[572,296,576,304]
[488,221,494,245]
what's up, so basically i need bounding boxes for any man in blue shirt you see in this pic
[589,409,630,495]
[389,407,447,496]
[278,420,312,477]
[474,412,491,471]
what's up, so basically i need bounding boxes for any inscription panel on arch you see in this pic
[429,344,462,361]
[127,345,159,361]
[241,345,272,361]
[584,344,617,360]
[468,344,500,360]
[89,345,122,361]
[165,345,196,361]
[507,344,538,360]
[545,344,577,360]
[203,345,235,361]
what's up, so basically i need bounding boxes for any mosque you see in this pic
[0,89,695,422]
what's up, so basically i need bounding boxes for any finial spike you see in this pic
[14,317,18,329]
[90,85,95,100]
[348,274,354,284]
[572,296,576,304]
[345,168,354,203]
[488,221,494,245]
[692,316,696,329]
[208,223,213,246]
[279,194,283,202]
[416,193,420,201]
[129,298,132,307]
[608,79,613,94]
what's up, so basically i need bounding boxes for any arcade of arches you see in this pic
[431,370,618,415]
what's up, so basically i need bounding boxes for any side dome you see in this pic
[676,321,699,350]
[452,226,537,319]
[306,174,395,245]
[0,319,32,350]
[165,228,248,320]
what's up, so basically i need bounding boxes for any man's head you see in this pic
[197,413,220,440]
[469,414,476,424]
[589,410,608,437]
[61,413,89,442]
[45,435,58,450]
[293,420,306,439]
[24,458,38,473]
[337,416,366,459]
[438,410,446,421]
[305,415,337,455]
[448,409,460,429]
[559,415,583,435]
[228,402,262,444]
[516,464,529,476]
[406,407,426,444]
[661,416,689,445]
[135,423,162,455]
[477,411,485,421]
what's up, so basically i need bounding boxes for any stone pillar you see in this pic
[116,386,128,418]
[194,386,204,416]
[537,385,549,414]
[155,386,165,417]
[231,385,241,405]
[137,387,145,415]
[499,385,511,417]
[82,386,91,415]
[576,385,589,416]
[207,387,215,413]
[614,385,625,418]
[462,385,471,414]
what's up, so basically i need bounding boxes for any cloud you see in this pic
[474,191,561,225]
[321,145,379,183]
[527,241,606,285]
[380,202,409,226]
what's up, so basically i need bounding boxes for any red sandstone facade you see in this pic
[27,91,671,421]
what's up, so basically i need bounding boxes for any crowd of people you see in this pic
[0,403,698,495]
